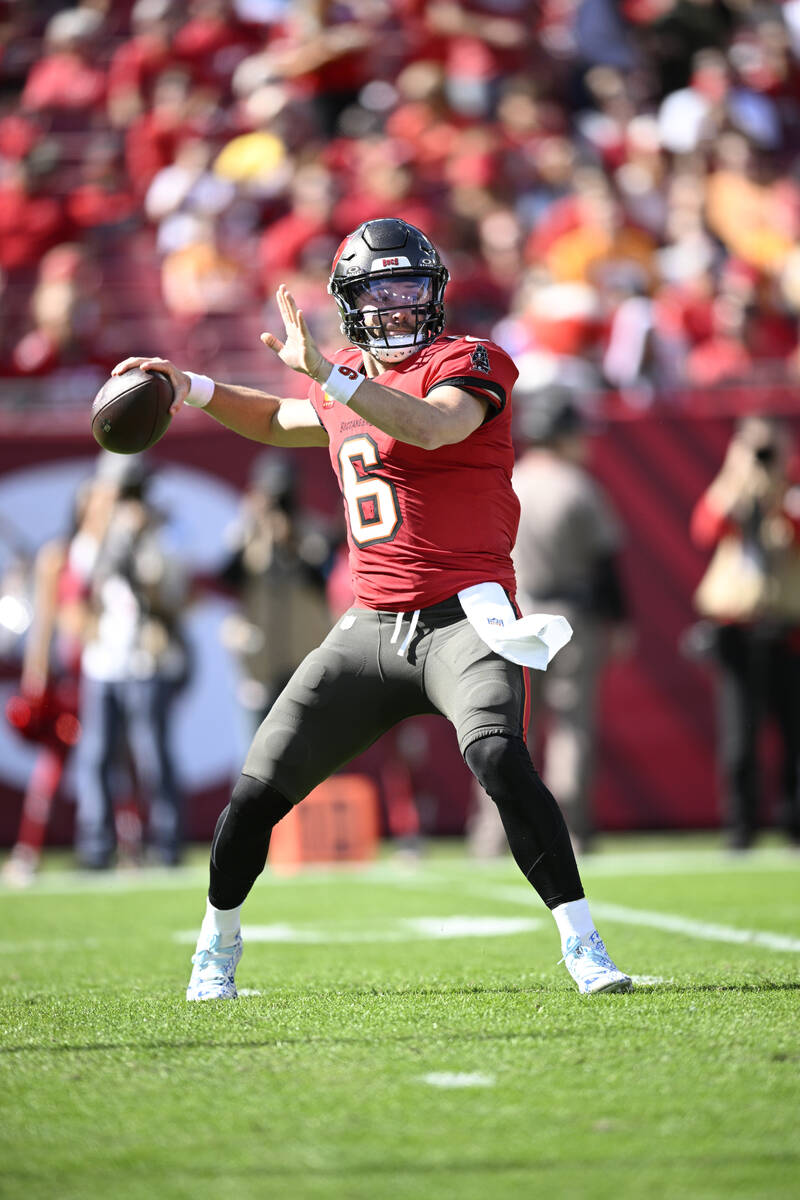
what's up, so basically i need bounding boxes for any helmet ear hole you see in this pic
[329,219,448,357]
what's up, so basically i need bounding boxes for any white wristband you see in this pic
[184,372,215,408]
[321,363,364,407]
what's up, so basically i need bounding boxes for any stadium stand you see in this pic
[0,0,799,404]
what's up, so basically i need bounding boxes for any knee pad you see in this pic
[465,733,532,800]
[465,733,582,908]
[211,774,292,880]
[230,773,293,828]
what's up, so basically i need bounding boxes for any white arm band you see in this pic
[321,363,364,407]
[184,372,215,409]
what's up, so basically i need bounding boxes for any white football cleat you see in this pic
[561,930,633,995]
[186,930,242,1001]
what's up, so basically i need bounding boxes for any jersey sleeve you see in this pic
[423,337,519,419]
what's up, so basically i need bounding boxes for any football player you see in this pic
[113,218,632,996]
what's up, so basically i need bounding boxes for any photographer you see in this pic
[691,415,800,850]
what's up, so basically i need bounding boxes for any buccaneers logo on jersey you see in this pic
[470,344,490,374]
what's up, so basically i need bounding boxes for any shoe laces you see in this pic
[191,932,236,969]
[558,931,611,967]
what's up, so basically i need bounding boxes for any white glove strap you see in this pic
[184,372,215,408]
[321,363,364,406]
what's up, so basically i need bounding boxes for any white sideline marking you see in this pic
[173,915,542,946]
[630,975,670,986]
[421,1072,495,1089]
[469,885,800,954]
[237,988,263,997]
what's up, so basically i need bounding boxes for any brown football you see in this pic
[91,368,174,455]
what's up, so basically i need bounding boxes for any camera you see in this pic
[754,443,776,466]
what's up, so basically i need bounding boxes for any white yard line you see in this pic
[468,884,800,954]
[173,915,543,945]
[421,1072,495,1089]
[591,901,800,954]
[457,847,800,880]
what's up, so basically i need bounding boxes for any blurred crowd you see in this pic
[2,0,800,403]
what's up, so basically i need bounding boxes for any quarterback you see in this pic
[113,218,633,997]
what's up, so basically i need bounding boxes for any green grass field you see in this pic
[2,836,799,1200]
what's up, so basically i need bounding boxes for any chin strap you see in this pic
[369,345,419,363]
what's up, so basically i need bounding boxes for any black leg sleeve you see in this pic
[208,773,292,910]
[464,733,584,909]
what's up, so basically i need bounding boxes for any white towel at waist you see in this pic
[457,581,572,670]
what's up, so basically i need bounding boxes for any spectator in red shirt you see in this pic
[331,137,435,237]
[258,162,337,289]
[684,261,796,389]
[385,61,470,187]
[0,155,68,273]
[172,0,260,91]
[67,136,140,240]
[260,3,375,137]
[107,0,182,128]
[21,8,107,115]
[685,294,755,388]
[124,69,195,196]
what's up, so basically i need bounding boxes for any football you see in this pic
[91,367,174,455]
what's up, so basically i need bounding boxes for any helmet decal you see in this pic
[372,256,412,270]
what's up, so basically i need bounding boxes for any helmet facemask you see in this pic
[336,274,444,363]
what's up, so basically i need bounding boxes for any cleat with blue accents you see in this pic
[186,931,242,1001]
[561,930,633,995]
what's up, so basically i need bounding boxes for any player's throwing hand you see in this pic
[260,285,329,382]
[111,356,191,416]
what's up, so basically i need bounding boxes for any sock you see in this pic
[551,898,594,951]
[200,898,242,947]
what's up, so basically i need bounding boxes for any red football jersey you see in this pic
[308,334,520,610]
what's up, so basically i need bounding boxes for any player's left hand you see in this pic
[261,285,330,383]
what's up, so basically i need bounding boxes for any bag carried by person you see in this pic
[694,534,800,622]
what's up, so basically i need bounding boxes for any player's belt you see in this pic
[415,595,467,628]
[380,594,465,629]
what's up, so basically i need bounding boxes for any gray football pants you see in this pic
[242,598,528,803]
[213,596,584,909]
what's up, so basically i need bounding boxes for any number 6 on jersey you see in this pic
[338,435,402,545]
